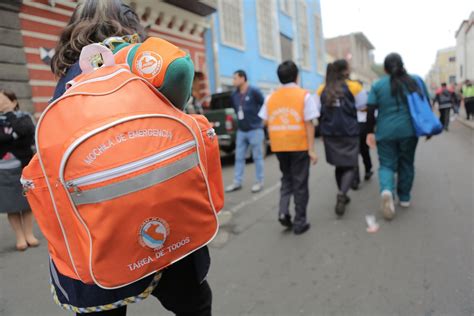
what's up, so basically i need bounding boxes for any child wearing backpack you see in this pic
[315,60,367,217]
[22,1,222,315]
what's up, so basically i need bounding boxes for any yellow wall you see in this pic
[434,48,457,85]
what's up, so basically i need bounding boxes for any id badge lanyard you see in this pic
[238,91,249,120]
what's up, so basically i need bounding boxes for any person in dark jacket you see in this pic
[225,70,266,194]
[46,1,212,315]
[0,89,39,251]
[353,87,373,189]
[315,60,367,217]
[433,83,455,131]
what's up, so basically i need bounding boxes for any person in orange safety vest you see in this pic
[258,60,319,235]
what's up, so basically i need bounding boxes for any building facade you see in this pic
[455,11,474,83]
[205,0,326,95]
[0,1,34,112]
[0,0,216,115]
[325,32,377,86]
[426,47,457,93]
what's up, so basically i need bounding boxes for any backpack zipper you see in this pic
[206,128,216,140]
[66,68,129,92]
[66,140,196,193]
[20,177,35,195]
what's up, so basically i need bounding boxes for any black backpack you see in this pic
[320,84,359,137]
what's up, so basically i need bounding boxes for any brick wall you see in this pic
[0,0,33,113]
[17,0,210,115]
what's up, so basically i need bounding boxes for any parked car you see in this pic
[204,91,237,155]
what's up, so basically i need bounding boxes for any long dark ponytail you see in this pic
[324,59,349,106]
[384,53,420,107]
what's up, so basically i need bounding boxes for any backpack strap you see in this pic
[413,76,426,99]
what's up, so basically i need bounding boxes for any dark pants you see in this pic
[276,151,310,228]
[453,102,460,114]
[466,100,474,119]
[439,107,451,130]
[336,167,356,195]
[354,123,372,184]
[77,258,212,316]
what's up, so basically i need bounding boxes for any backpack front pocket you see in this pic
[60,115,218,288]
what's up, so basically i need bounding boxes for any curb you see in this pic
[456,118,474,130]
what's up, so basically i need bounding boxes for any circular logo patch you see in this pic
[135,51,163,79]
[139,218,169,250]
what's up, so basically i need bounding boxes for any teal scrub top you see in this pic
[367,75,429,141]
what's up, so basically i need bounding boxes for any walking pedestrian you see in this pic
[353,90,373,189]
[462,79,474,120]
[451,83,461,116]
[366,53,430,220]
[258,60,318,234]
[47,1,213,315]
[315,60,367,217]
[433,83,455,131]
[0,90,39,251]
[225,70,265,193]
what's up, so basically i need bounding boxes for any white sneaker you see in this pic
[251,182,263,193]
[381,190,395,221]
[399,201,411,208]
[225,183,242,193]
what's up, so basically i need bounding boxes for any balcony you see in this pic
[163,0,216,16]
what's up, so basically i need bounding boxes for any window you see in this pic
[257,0,277,59]
[296,0,310,69]
[449,56,456,63]
[280,0,292,16]
[280,33,293,61]
[314,14,324,73]
[218,0,244,49]
[449,75,456,84]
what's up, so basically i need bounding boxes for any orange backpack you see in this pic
[21,43,223,289]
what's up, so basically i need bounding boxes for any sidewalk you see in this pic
[455,108,474,129]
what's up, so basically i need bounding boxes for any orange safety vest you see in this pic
[266,86,308,152]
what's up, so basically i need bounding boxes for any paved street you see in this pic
[0,121,473,316]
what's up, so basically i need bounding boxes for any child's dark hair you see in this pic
[323,59,349,106]
[234,70,247,82]
[51,0,144,77]
[0,89,19,111]
[277,60,298,84]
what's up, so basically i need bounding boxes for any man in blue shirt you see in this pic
[225,70,265,193]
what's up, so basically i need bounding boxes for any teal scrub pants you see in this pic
[376,137,418,202]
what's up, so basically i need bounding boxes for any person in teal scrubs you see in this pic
[366,53,430,221]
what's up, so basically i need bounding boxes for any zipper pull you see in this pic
[206,128,216,140]
[67,182,82,196]
[20,179,34,196]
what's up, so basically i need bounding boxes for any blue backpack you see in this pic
[407,77,443,137]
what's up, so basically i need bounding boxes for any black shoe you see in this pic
[344,195,351,204]
[335,194,349,216]
[293,223,310,235]
[278,214,292,228]
[364,171,373,181]
[351,181,359,190]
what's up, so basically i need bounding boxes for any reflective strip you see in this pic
[50,257,70,301]
[71,153,198,206]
